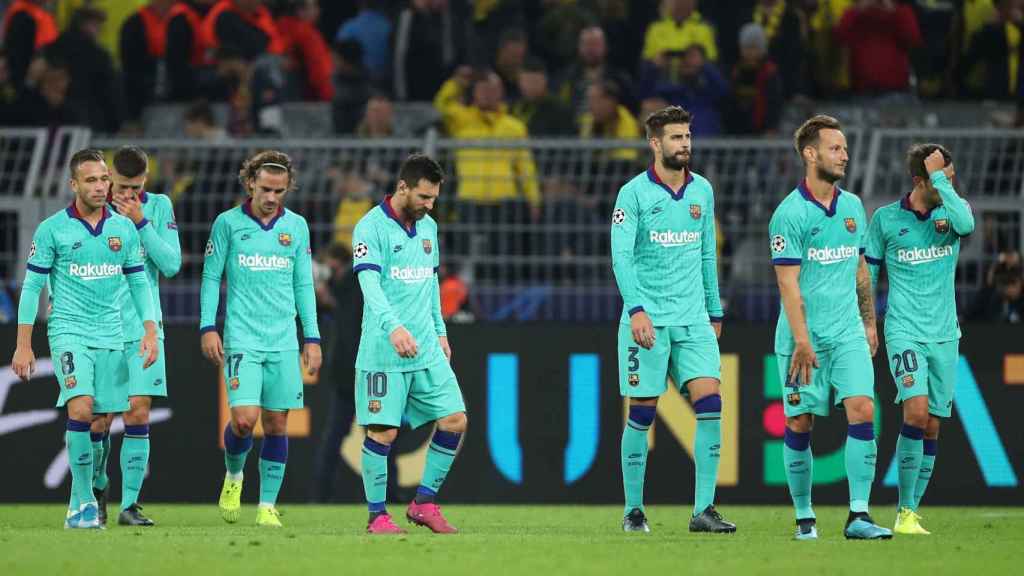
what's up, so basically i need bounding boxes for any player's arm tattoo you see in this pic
[856,259,875,324]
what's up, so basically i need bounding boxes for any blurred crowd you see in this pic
[3,0,1024,138]
[3,0,1024,326]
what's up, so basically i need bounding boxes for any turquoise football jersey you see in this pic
[769,182,868,354]
[610,166,723,327]
[352,197,446,372]
[19,204,154,349]
[866,171,973,343]
[113,191,181,341]
[199,200,320,351]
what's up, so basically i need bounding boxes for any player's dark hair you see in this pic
[112,146,148,178]
[68,148,105,179]
[644,105,692,139]
[397,153,445,189]
[793,114,842,161]
[238,150,297,192]
[906,143,952,180]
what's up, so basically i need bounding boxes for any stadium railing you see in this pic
[2,127,1020,323]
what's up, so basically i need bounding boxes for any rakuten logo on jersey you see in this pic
[649,230,699,247]
[390,266,433,283]
[806,245,857,265]
[237,254,291,271]
[68,263,122,281]
[897,245,953,265]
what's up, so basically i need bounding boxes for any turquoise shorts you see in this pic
[886,338,958,418]
[223,349,303,411]
[356,359,465,429]
[125,339,167,398]
[617,323,721,398]
[52,344,129,414]
[776,337,875,417]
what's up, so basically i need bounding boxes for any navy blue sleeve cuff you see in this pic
[865,255,883,266]
[353,263,381,274]
[135,218,149,230]
[627,306,645,317]
[709,315,724,322]
[123,265,145,274]
[304,337,321,344]
[771,258,801,266]
[199,325,217,335]
[26,263,51,274]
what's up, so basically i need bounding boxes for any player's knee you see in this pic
[124,400,151,425]
[261,412,288,435]
[367,426,398,445]
[232,417,257,437]
[629,396,658,407]
[845,396,874,423]
[925,416,941,439]
[438,412,467,434]
[902,404,928,429]
[68,397,94,422]
[786,415,812,433]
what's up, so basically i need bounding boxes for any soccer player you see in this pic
[351,153,466,535]
[768,115,891,540]
[94,146,180,526]
[865,145,973,535]
[10,148,159,529]
[610,106,735,534]
[200,151,321,528]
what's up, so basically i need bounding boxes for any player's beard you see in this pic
[402,204,428,222]
[816,164,844,184]
[661,149,689,172]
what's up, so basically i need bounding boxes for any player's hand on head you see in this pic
[201,331,225,366]
[303,342,322,375]
[389,326,418,358]
[630,311,655,350]
[11,347,35,382]
[924,149,947,174]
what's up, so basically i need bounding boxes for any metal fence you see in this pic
[2,127,1020,323]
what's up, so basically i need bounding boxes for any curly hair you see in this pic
[238,150,297,192]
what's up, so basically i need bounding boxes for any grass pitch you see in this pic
[2,505,1022,575]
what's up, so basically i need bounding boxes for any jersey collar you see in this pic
[797,179,840,217]
[899,193,935,221]
[66,201,111,236]
[381,195,417,237]
[646,164,692,201]
[242,198,285,231]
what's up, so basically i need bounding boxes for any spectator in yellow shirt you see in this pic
[578,79,640,162]
[642,0,717,64]
[434,66,541,216]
